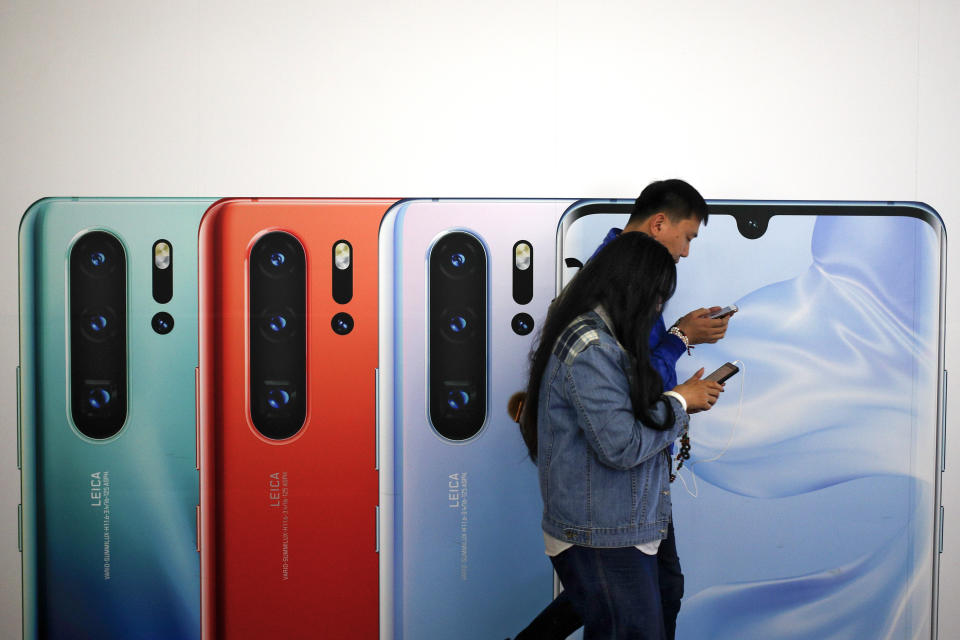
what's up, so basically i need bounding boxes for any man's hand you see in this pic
[674,306,735,345]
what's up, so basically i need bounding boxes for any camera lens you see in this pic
[446,389,471,411]
[79,308,119,342]
[260,249,290,275]
[88,315,108,332]
[448,314,467,333]
[75,240,119,277]
[331,312,354,335]
[511,312,534,336]
[259,309,295,341]
[87,387,112,410]
[736,213,770,240]
[151,312,174,335]
[266,387,291,410]
[440,309,476,341]
[266,313,288,333]
[83,312,109,338]
[254,235,301,278]
[436,238,479,279]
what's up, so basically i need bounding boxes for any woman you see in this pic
[518,232,722,639]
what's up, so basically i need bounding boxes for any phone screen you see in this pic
[560,201,944,639]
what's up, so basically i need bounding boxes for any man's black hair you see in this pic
[628,178,708,226]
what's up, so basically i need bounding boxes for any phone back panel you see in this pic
[199,199,393,639]
[18,197,210,639]
[379,199,574,639]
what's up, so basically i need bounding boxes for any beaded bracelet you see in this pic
[668,325,693,355]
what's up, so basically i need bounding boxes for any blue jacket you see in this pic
[538,310,688,547]
[592,228,685,391]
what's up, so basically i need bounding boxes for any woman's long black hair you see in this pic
[520,232,678,462]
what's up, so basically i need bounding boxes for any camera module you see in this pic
[429,231,487,441]
[511,312,534,336]
[250,231,306,439]
[70,231,127,438]
[151,312,174,335]
[331,312,354,335]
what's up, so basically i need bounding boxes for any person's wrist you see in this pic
[668,324,693,354]
[662,390,687,413]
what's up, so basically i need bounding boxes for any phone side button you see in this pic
[16,366,21,470]
[196,504,200,553]
[375,368,380,471]
[375,505,380,554]
[18,504,22,552]
[943,369,948,472]
[195,367,200,471]
[939,506,944,554]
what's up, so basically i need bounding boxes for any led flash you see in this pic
[334,242,351,270]
[515,242,531,271]
[154,242,171,269]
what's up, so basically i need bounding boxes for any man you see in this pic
[515,178,733,640]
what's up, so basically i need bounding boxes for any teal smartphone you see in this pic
[18,197,212,638]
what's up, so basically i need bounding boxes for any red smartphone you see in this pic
[198,198,394,639]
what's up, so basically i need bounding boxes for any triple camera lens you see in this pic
[70,232,127,438]
[429,232,486,441]
[250,232,307,439]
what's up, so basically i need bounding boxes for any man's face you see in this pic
[653,216,700,262]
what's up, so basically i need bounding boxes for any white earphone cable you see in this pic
[676,358,745,498]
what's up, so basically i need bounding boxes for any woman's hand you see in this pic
[673,368,724,413]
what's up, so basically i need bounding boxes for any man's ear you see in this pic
[649,212,667,236]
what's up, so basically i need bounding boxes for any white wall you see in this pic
[1,0,957,636]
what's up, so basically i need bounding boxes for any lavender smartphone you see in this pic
[559,199,946,639]
[378,199,574,639]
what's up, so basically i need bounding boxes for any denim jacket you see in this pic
[538,310,688,548]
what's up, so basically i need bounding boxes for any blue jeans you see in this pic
[515,522,683,640]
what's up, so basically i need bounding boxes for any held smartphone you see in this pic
[704,362,739,384]
[558,200,946,639]
[379,199,574,639]
[707,305,738,319]
[198,198,394,639]
[18,197,211,639]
